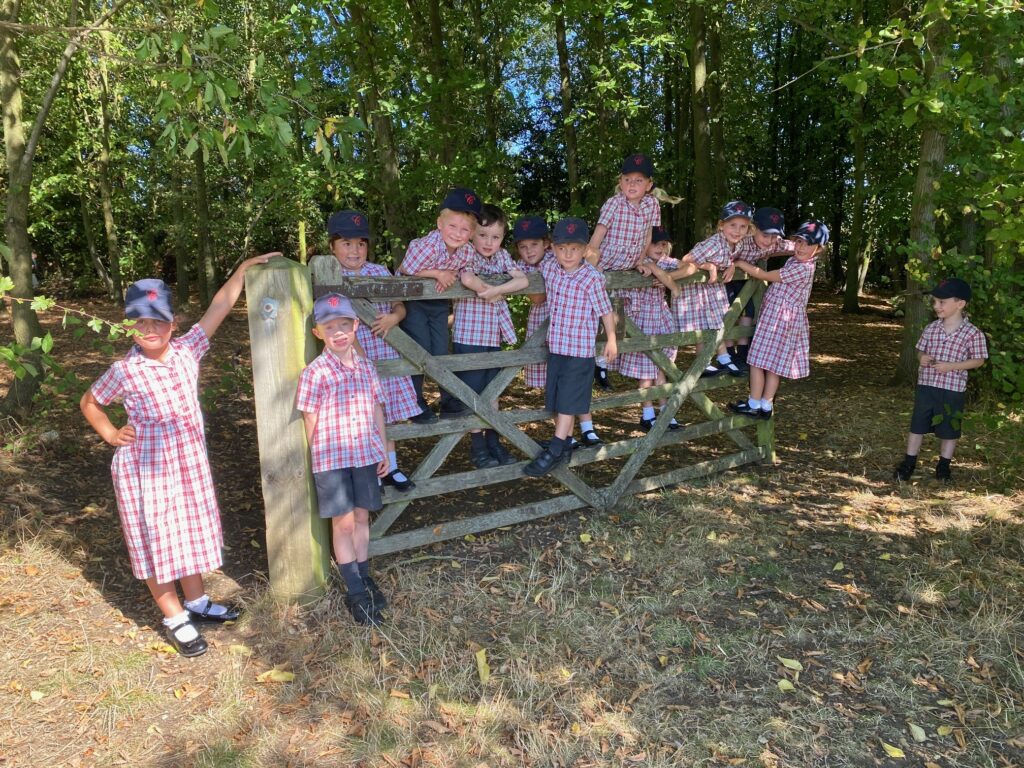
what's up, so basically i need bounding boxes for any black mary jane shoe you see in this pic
[409,409,439,425]
[382,469,416,492]
[639,417,655,433]
[489,442,517,466]
[166,622,208,658]
[187,601,241,624]
[523,448,569,478]
[471,448,500,469]
[580,430,603,447]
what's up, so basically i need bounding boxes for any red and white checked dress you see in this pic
[675,232,736,332]
[517,253,552,388]
[295,351,386,473]
[746,256,817,379]
[540,258,613,358]
[916,319,988,392]
[617,256,678,380]
[337,262,421,424]
[453,249,518,347]
[89,325,222,584]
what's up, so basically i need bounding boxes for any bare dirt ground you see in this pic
[0,290,1021,767]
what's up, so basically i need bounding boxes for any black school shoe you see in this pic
[893,460,916,481]
[490,442,517,465]
[639,417,655,433]
[166,621,208,657]
[409,409,438,425]
[346,591,382,626]
[524,448,569,477]
[935,460,952,481]
[580,430,603,447]
[728,400,761,418]
[440,404,470,419]
[363,576,388,610]
[471,446,499,469]
[187,600,241,623]
[594,366,612,390]
[382,469,416,492]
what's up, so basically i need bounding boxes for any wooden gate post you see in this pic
[245,258,331,603]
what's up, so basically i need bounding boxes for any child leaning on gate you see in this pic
[398,187,482,422]
[893,278,988,482]
[295,293,390,626]
[513,215,553,392]
[455,203,529,468]
[327,210,420,493]
[80,253,276,658]
[728,220,829,420]
[668,200,753,378]
[524,218,617,478]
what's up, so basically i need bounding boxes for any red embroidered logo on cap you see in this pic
[146,290,158,301]
[771,213,781,223]
[519,221,529,230]
[352,215,362,226]
[566,223,576,234]
[328,296,340,307]
[807,223,817,231]
[634,155,643,165]
[465,194,475,205]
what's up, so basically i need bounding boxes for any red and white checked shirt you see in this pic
[90,325,223,584]
[690,232,739,269]
[540,258,613,358]
[916,319,988,392]
[734,235,796,265]
[399,229,476,276]
[295,351,386,472]
[453,248,519,347]
[517,253,553,387]
[597,193,662,271]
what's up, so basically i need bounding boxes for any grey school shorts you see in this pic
[546,354,594,415]
[453,342,501,396]
[314,465,382,518]
[910,385,967,440]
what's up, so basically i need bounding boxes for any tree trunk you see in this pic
[193,148,215,305]
[895,18,950,385]
[170,160,190,308]
[346,1,410,264]
[80,192,116,298]
[94,33,123,302]
[706,15,727,203]
[690,3,713,238]
[553,0,580,209]
[426,0,454,164]
[842,0,868,316]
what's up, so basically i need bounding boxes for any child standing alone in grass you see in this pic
[296,293,390,626]
[893,278,988,482]
[80,254,275,657]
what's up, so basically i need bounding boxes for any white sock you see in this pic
[390,470,408,482]
[748,397,760,409]
[642,406,656,420]
[184,594,227,617]
[760,399,773,412]
[717,353,732,365]
[595,358,607,369]
[388,451,398,473]
[580,420,594,433]
[163,611,199,642]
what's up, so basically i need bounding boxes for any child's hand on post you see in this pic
[242,252,280,271]
[434,270,457,292]
[371,311,399,338]
[722,264,736,283]
[704,264,718,283]
[476,285,501,302]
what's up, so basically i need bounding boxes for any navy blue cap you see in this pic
[651,225,672,244]
[125,279,174,322]
[328,210,370,239]
[752,207,785,235]
[928,277,971,301]
[440,187,483,221]
[720,200,753,221]
[551,217,590,245]
[313,293,358,324]
[792,220,829,246]
[622,152,655,178]
[513,215,549,242]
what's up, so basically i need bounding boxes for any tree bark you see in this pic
[80,192,116,298]
[553,0,580,209]
[706,15,727,203]
[94,29,123,302]
[895,18,950,385]
[842,0,868,313]
[169,160,190,308]
[426,0,455,164]
[193,148,215,305]
[690,3,713,238]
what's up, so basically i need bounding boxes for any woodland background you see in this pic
[2,0,1023,412]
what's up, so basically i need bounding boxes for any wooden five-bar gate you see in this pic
[244,256,773,601]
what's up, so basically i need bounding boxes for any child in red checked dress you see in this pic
[328,209,420,493]
[80,253,276,657]
[296,293,389,626]
[728,221,829,420]
[513,215,553,391]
